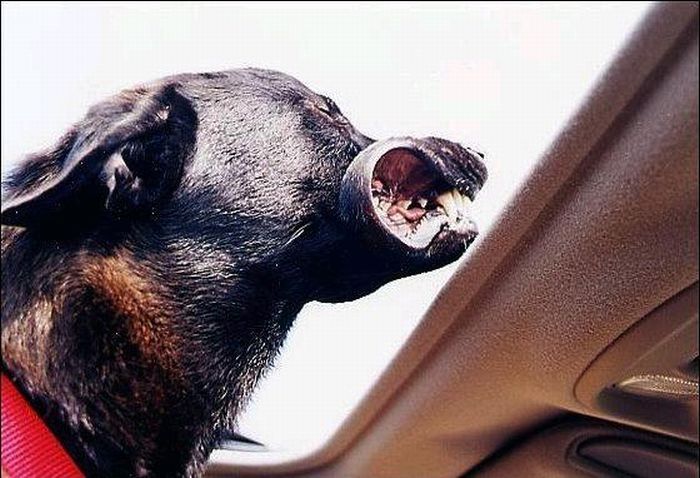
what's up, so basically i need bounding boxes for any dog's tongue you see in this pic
[386,203,426,221]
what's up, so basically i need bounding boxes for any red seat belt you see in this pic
[1,374,83,478]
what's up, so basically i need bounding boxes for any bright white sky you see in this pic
[2,0,652,459]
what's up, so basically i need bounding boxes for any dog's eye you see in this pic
[318,96,349,125]
[318,96,337,115]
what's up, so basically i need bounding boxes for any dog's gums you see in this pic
[1,69,487,478]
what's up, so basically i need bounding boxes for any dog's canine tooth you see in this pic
[436,190,457,218]
[461,194,472,213]
[417,197,428,208]
[451,189,463,210]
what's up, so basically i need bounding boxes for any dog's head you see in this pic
[1,69,487,304]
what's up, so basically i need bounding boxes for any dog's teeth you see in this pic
[459,193,471,216]
[418,198,428,208]
[436,190,457,218]
[451,189,463,210]
[461,194,472,211]
[372,196,380,207]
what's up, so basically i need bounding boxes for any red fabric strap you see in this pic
[1,374,83,478]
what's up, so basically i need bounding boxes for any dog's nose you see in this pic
[417,137,488,188]
[467,146,485,160]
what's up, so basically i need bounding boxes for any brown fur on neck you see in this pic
[1,232,201,476]
[79,251,182,375]
[3,238,184,388]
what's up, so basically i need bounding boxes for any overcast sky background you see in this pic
[2,1,652,459]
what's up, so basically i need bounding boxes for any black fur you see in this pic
[1,69,486,477]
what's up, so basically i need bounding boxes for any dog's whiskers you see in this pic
[283,222,313,248]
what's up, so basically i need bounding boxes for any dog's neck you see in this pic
[0,210,391,478]
[1,225,304,477]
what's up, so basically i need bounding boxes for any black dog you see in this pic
[1,69,487,477]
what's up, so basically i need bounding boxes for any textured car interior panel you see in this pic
[577,283,698,441]
[206,2,699,476]
[470,417,699,478]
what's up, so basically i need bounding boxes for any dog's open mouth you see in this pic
[370,148,478,249]
[339,137,486,254]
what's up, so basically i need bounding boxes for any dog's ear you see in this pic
[1,84,197,228]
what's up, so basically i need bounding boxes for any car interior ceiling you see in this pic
[205,2,699,477]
